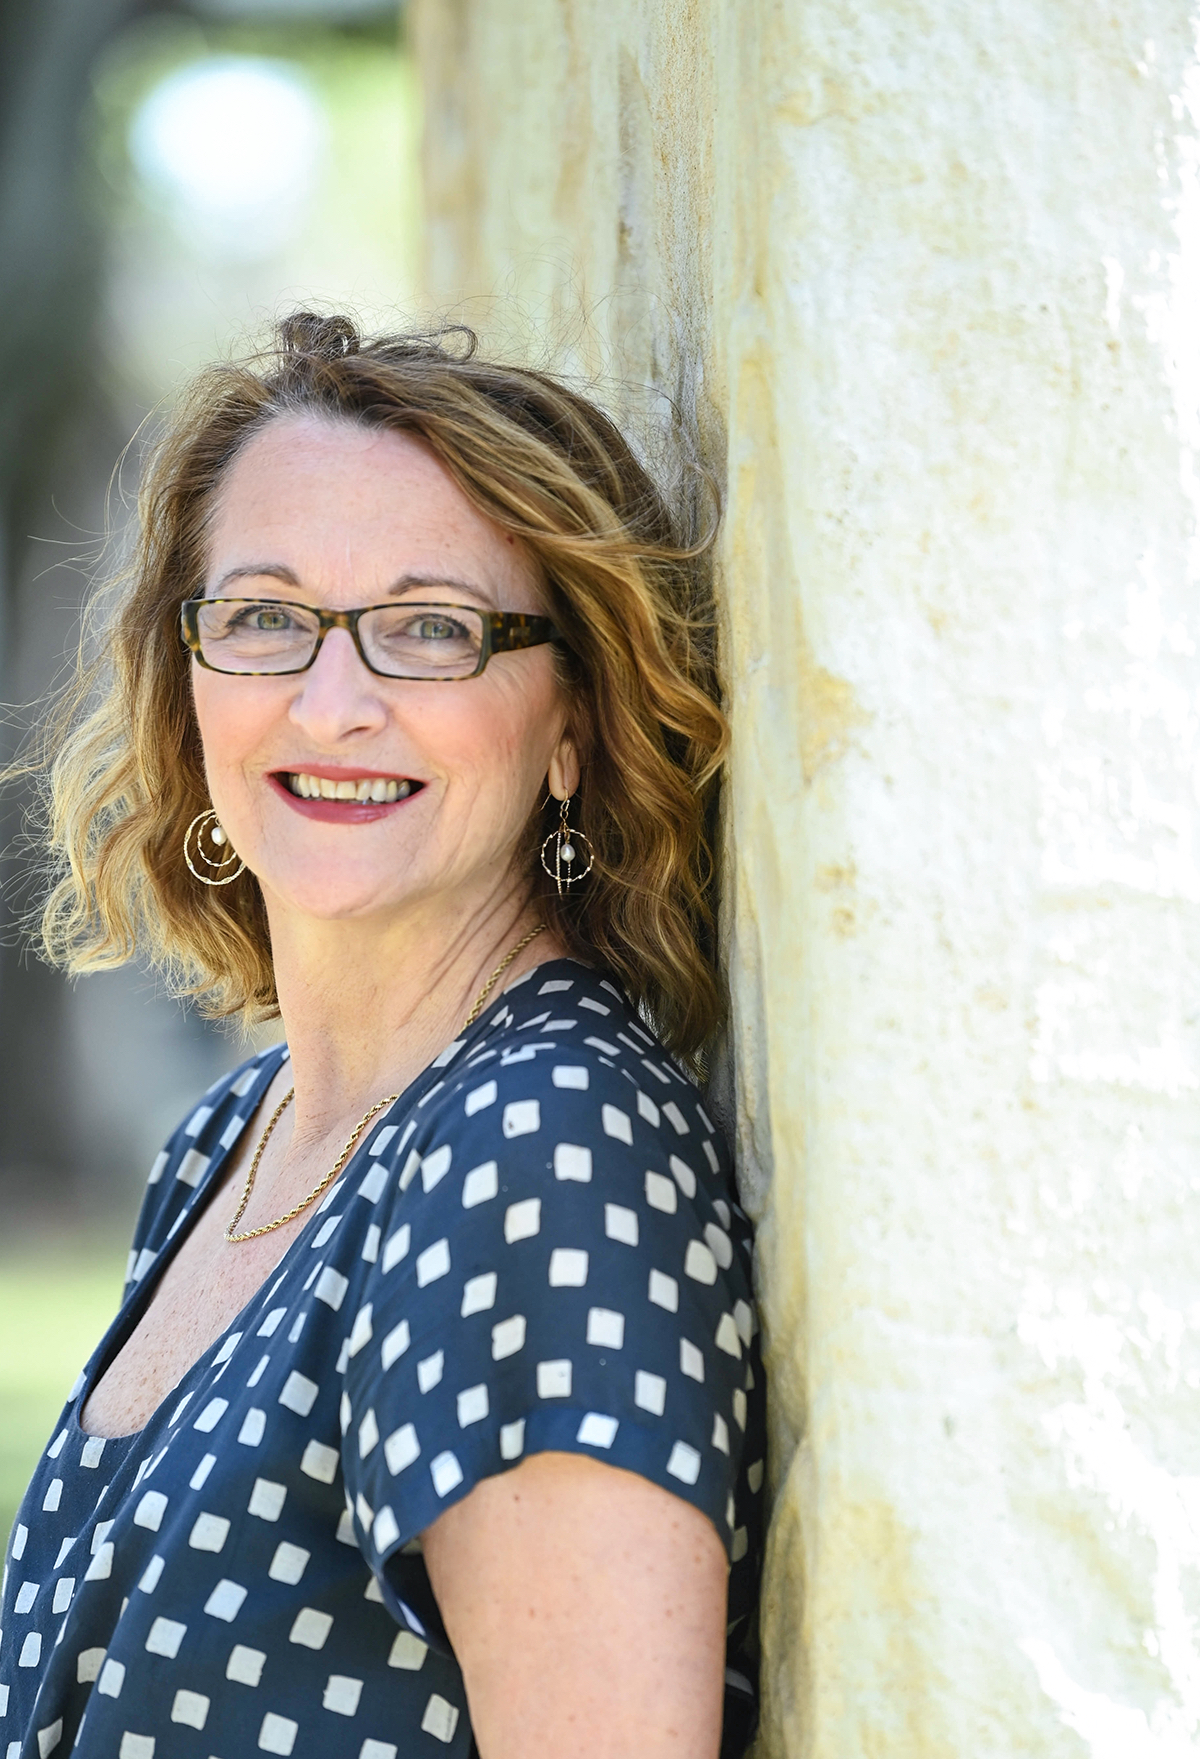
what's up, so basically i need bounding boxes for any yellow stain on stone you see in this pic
[796,656,868,785]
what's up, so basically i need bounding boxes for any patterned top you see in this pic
[0,960,764,1759]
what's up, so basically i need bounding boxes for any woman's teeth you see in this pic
[286,774,414,803]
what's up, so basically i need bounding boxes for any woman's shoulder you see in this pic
[354,958,752,1304]
[410,958,732,1167]
[336,959,760,1593]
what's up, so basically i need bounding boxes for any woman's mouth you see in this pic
[284,772,417,803]
[268,770,426,823]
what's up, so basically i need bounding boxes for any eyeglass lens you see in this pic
[194,600,487,678]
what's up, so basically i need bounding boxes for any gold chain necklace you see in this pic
[225,924,546,1244]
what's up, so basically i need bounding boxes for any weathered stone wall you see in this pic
[413,4,1200,1754]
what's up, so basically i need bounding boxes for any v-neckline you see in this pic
[68,957,588,1444]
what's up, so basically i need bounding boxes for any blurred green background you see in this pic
[0,1250,127,1543]
[0,0,419,1549]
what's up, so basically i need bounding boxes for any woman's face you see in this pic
[191,414,575,928]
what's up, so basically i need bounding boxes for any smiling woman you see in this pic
[3,313,765,1759]
[38,313,727,1055]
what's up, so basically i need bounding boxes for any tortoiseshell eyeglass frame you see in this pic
[180,597,561,680]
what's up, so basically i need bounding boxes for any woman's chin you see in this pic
[254,867,432,925]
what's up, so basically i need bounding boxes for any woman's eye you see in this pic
[413,616,459,641]
[250,607,292,631]
[220,603,295,632]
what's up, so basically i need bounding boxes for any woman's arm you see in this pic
[423,1451,728,1759]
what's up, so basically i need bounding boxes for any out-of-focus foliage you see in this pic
[91,10,422,412]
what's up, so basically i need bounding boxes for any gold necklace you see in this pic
[225,924,546,1244]
[461,922,546,1027]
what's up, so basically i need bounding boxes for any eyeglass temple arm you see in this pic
[487,613,560,653]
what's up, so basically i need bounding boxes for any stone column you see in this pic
[413,4,1200,1753]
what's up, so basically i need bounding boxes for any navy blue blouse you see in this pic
[0,961,764,1759]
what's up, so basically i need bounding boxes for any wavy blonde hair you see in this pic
[24,312,728,1067]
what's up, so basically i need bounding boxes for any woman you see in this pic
[1,313,764,1759]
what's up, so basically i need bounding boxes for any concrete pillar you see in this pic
[413,4,1200,1753]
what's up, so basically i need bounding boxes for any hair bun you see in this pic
[277,311,360,360]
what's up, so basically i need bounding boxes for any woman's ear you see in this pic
[548,739,580,801]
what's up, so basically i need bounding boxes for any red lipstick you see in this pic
[267,766,426,825]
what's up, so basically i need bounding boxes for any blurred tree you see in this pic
[0,0,147,507]
[0,0,151,1222]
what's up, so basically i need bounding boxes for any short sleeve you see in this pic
[340,1045,754,1647]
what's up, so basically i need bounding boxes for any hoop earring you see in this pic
[540,794,594,897]
[184,809,246,886]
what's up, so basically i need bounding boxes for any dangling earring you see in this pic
[540,793,594,897]
[184,809,246,886]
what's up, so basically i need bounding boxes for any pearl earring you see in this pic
[183,809,246,886]
[540,794,594,896]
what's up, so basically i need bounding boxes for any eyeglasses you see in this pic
[181,597,560,681]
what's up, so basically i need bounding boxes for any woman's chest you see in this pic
[80,1200,305,1438]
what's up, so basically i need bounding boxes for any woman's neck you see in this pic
[263,885,561,1148]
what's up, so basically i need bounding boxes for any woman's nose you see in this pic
[286,626,390,741]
